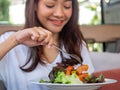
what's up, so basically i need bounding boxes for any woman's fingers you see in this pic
[15,27,54,47]
[30,27,41,41]
[37,28,48,42]
[26,27,54,47]
[40,30,53,47]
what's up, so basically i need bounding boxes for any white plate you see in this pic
[31,78,117,90]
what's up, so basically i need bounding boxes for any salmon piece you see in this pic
[66,66,74,75]
[78,73,89,81]
[76,65,88,75]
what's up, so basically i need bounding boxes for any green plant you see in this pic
[86,3,101,25]
[0,0,10,21]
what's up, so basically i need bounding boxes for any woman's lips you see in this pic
[49,20,64,26]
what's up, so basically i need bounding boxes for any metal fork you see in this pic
[53,44,82,64]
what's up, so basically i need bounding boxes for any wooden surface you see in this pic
[0,24,120,42]
[0,25,23,34]
[80,25,120,42]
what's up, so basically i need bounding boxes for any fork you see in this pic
[53,44,82,64]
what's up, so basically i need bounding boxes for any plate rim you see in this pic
[31,78,117,86]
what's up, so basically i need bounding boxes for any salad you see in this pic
[40,63,105,84]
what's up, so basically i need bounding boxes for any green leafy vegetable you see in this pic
[54,71,83,84]
[83,74,105,83]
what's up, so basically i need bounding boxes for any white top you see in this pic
[0,32,94,90]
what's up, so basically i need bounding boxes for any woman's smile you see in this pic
[48,19,64,26]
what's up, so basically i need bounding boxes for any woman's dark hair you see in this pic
[20,0,85,72]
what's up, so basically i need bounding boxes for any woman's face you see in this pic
[37,0,72,33]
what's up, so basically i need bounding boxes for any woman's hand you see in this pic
[15,27,53,47]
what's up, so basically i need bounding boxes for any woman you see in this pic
[0,0,94,90]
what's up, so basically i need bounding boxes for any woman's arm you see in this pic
[0,27,53,60]
[0,34,18,59]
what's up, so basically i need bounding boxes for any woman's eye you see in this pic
[46,5,54,8]
[64,6,72,9]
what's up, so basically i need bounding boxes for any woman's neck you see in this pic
[42,33,59,63]
[53,33,59,44]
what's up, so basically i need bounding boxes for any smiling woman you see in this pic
[0,0,94,90]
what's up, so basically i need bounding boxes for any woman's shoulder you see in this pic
[0,31,15,42]
[0,31,15,36]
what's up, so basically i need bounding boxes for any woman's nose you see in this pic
[53,6,64,18]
